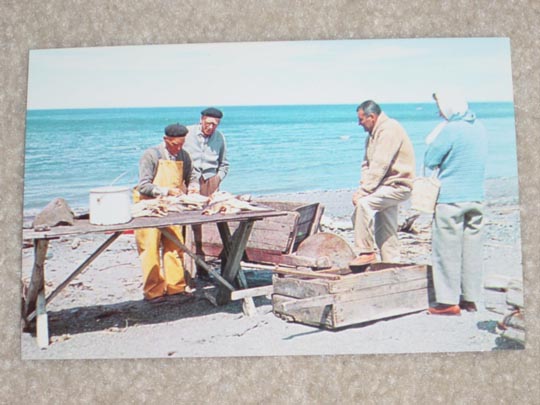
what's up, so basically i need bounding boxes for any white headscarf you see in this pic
[426,89,471,145]
[433,89,469,121]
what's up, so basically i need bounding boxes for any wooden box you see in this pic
[272,263,431,329]
[192,200,324,264]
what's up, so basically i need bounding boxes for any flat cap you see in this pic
[201,107,223,119]
[164,123,188,137]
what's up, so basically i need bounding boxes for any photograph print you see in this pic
[21,37,523,359]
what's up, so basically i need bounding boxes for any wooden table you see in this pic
[22,209,284,348]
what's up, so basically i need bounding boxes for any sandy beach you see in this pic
[20,176,523,359]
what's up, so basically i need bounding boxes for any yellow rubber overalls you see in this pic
[134,159,186,300]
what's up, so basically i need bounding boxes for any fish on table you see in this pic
[201,197,268,215]
[131,191,269,218]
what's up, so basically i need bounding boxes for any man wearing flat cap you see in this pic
[183,108,230,280]
[184,107,229,196]
[134,123,198,301]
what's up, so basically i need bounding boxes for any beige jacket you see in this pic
[360,112,415,193]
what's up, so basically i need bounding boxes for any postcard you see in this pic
[21,38,523,359]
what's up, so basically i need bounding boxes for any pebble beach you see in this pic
[20,176,523,359]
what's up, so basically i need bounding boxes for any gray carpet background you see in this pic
[1,1,539,403]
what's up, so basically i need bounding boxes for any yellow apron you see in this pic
[135,159,186,300]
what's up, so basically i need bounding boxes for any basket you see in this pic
[411,172,440,214]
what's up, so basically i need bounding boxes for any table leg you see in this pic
[36,290,48,349]
[23,239,49,321]
[26,232,123,324]
[23,239,49,347]
[216,220,255,305]
[216,222,248,289]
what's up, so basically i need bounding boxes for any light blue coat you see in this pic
[424,112,488,203]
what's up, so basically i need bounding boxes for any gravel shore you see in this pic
[21,177,523,359]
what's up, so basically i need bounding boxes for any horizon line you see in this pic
[27,99,514,112]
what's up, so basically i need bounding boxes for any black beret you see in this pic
[201,107,223,119]
[164,123,188,137]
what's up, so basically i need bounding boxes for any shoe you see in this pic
[459,300,478,312]
[349,252,377,267]
[428,304,461,316]
[144,295,167,304]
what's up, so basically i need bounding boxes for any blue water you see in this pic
[23,103,518,213]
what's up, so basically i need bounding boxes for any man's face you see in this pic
[357,109,376,134]
[164,136,186,156]
[201,116,221,137]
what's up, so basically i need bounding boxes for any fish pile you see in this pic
[130,191,269,218]
[201,192,268,215]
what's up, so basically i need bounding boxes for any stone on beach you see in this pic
[33,197,75,229]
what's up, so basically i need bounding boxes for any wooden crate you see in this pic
[192,200,324,264]
[272,263,431,329]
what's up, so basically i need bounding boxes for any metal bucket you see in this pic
[89,185,132,225]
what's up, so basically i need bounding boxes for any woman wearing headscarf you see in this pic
[424,90,488,315]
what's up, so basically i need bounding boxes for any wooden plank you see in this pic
[506,288,524,308]
[276,279,428,313]
[273,267,342,280]
[333,288,428,328]
[240,261,296,271]
[484,274,514,291]
[279,254,331,268]
[254,200,309,212]
[201,212,299,254]
[272,264,428,298]
[273,287,428,329]
[308,204,325,236]
[501,328,526,345]
[23,209,284,240]
[326,265,428,294]
[292,203,320,249]
[272,295,335,328]
[272,275,330,299]
[242,297,257,317]
[484,289,511,315]
[244,249,330,267]
[230,285,274,300]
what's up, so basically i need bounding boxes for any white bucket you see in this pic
[411,176,441,214]
[89,186,132,225]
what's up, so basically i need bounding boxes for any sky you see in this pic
[26,37,514,110]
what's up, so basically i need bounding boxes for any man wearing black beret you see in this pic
[184,107,229,196]
[134,123,197,301]
[183,108,230,280]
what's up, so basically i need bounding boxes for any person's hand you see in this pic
[352,188,368,206]
[168,188,182,196]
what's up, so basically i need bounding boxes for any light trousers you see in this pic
[431,202,484,305]
[353,185,410,262]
